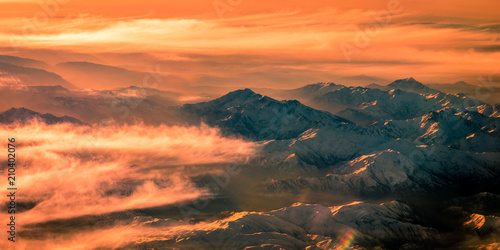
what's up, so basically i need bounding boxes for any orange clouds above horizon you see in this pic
[0,0,499,87]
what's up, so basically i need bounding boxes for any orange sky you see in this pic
[0,0,499,88]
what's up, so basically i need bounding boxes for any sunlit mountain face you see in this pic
[1,0,500,249]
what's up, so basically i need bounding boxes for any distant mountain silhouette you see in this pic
[0,107,83,125]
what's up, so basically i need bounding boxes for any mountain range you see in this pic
[1,54,499,248]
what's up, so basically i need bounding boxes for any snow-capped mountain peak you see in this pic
[387,77,440,94]
[180,89,352,140]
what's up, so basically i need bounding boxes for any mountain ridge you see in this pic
[0,107,83,125]
[180,88,353,140]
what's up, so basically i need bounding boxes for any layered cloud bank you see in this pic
[0,122,257,227]
[0,1,499,88]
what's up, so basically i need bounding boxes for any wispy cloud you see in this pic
[0,122,257,225]
[0,1,499,85]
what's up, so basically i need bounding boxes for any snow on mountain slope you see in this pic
[266,144,500,197]
[257,125,388,170]
[469,103,500,118]
[451,129,500,152]
[373,108,500,151]
[289,82,344,98]
[178,88,498,173]
[427,81,500,105]
[121,201,438,249]
[290,77,437,101]
[386,77,440,94]
[329,201,437,244]
[333,88,482,125]
[318,86,388,108]
[179,89,392,170]
[255,82,347,113]
[1,81,497,249]
[266,150,416,195]
[366,77,440,95]
[180,89,352,141]
[274,79,484,125]
[447,193,500,216]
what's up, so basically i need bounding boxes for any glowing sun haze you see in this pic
[0,0,499,88]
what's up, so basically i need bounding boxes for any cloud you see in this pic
[0,122,257,225]
[474,45,500,53]
[1,2,499,87]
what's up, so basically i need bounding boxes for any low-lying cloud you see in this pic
[0,121,257,227]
